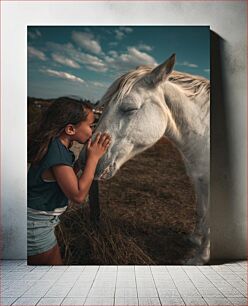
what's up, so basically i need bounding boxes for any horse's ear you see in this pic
[147,53,176,86]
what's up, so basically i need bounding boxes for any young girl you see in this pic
[27,96,111,265]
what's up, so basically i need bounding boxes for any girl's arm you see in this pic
[73,159,82,175]
[52,133,110,204]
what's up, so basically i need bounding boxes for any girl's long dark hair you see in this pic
[28,96,93,165]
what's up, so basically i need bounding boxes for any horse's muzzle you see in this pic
[95,162,117,180]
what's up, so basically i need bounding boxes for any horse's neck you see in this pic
[162,82,210,182]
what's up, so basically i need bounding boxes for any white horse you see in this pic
[80,54,210,264]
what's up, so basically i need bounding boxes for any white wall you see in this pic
[1,1,246,260]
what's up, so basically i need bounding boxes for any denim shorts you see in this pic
[27,209,61,257]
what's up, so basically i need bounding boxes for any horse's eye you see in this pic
[127,108,137,113]
[121,97,139,113]
[121,107,138,113]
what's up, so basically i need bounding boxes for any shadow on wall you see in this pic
[210,31,244,262]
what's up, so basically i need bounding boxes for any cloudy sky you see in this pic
[28,26,210,102]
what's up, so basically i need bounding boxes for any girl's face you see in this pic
[73,110,95,144]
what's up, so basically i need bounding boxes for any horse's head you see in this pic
[80,54,176,180]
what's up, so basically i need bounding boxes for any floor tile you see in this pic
[203,297,233,305]
[88,287,115,298]
[83,266,99,273]
[84,297,114,305]
[117,271,136,277]
[152,273,172,280]
[138,297,161,305]
[66,285,91,297]
[92,281,116,288]
[157,288,180,298]
[11,266,35,272]
[136,278,156,288]
[114,287,137,298]
[160,297,185,305]
[37,297,64,305]
[116,279,136,287]
[137,287,158,298]
[177,289,201,298]
[96,272,117,279]
[197,287,224,297]
[3,272,29,280]
[60,271,81,278]
[2,288,30,298]
[61,297,86,305]
[31,266,52,272]
[99,266,117,272]
[115,297,138,305]
[182,297,207,305]
[0,297,18,305]
[228,297,248,305]
[12,297,41,305]
[118,266,135,272]
[66,266,85,272]
[76,277,95,284]
[22,283,54,297]
[151,266,166,272]
[217,286,245,297]
[135,266,151,272]
[44,285,73,297]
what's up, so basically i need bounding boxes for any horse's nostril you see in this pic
[99,162,116,180]
[110,162,116,172]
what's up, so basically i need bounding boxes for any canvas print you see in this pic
[27,26,210,265]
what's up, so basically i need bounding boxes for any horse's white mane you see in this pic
[169,71,210,98]
[101,65,210,106]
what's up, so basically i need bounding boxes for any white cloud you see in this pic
[91,81,107,88]
[72,31,101,54]
[115,30,125,40]
[137,43,153,52]
[108,50,118,57]
[119,26,133,33]
[46,41,155,75]
[120,47,157,66]
[177,61,198,68]
[115,26,133,40]
[77,53,108,72]
[40,68,85,84]
[35,29,42,37]
[47,42,75,53]
[51,53,80,69]
[28,29,42,39]
[47,42,107,72]
[28,46,47,61]
[105,56,115,64]
[102,47,157,73]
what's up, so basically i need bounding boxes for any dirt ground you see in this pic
[56,137,197,265]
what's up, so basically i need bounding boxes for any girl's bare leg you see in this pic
[27,244,63,265]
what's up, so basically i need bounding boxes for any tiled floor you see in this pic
[0,260,247,305]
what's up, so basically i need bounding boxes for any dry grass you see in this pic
[56,205,155,265]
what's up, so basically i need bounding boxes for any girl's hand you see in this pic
[87,132,111,161]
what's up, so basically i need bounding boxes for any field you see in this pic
[56,137,197,265]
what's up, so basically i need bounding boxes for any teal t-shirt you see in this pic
[28,137,75,211]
